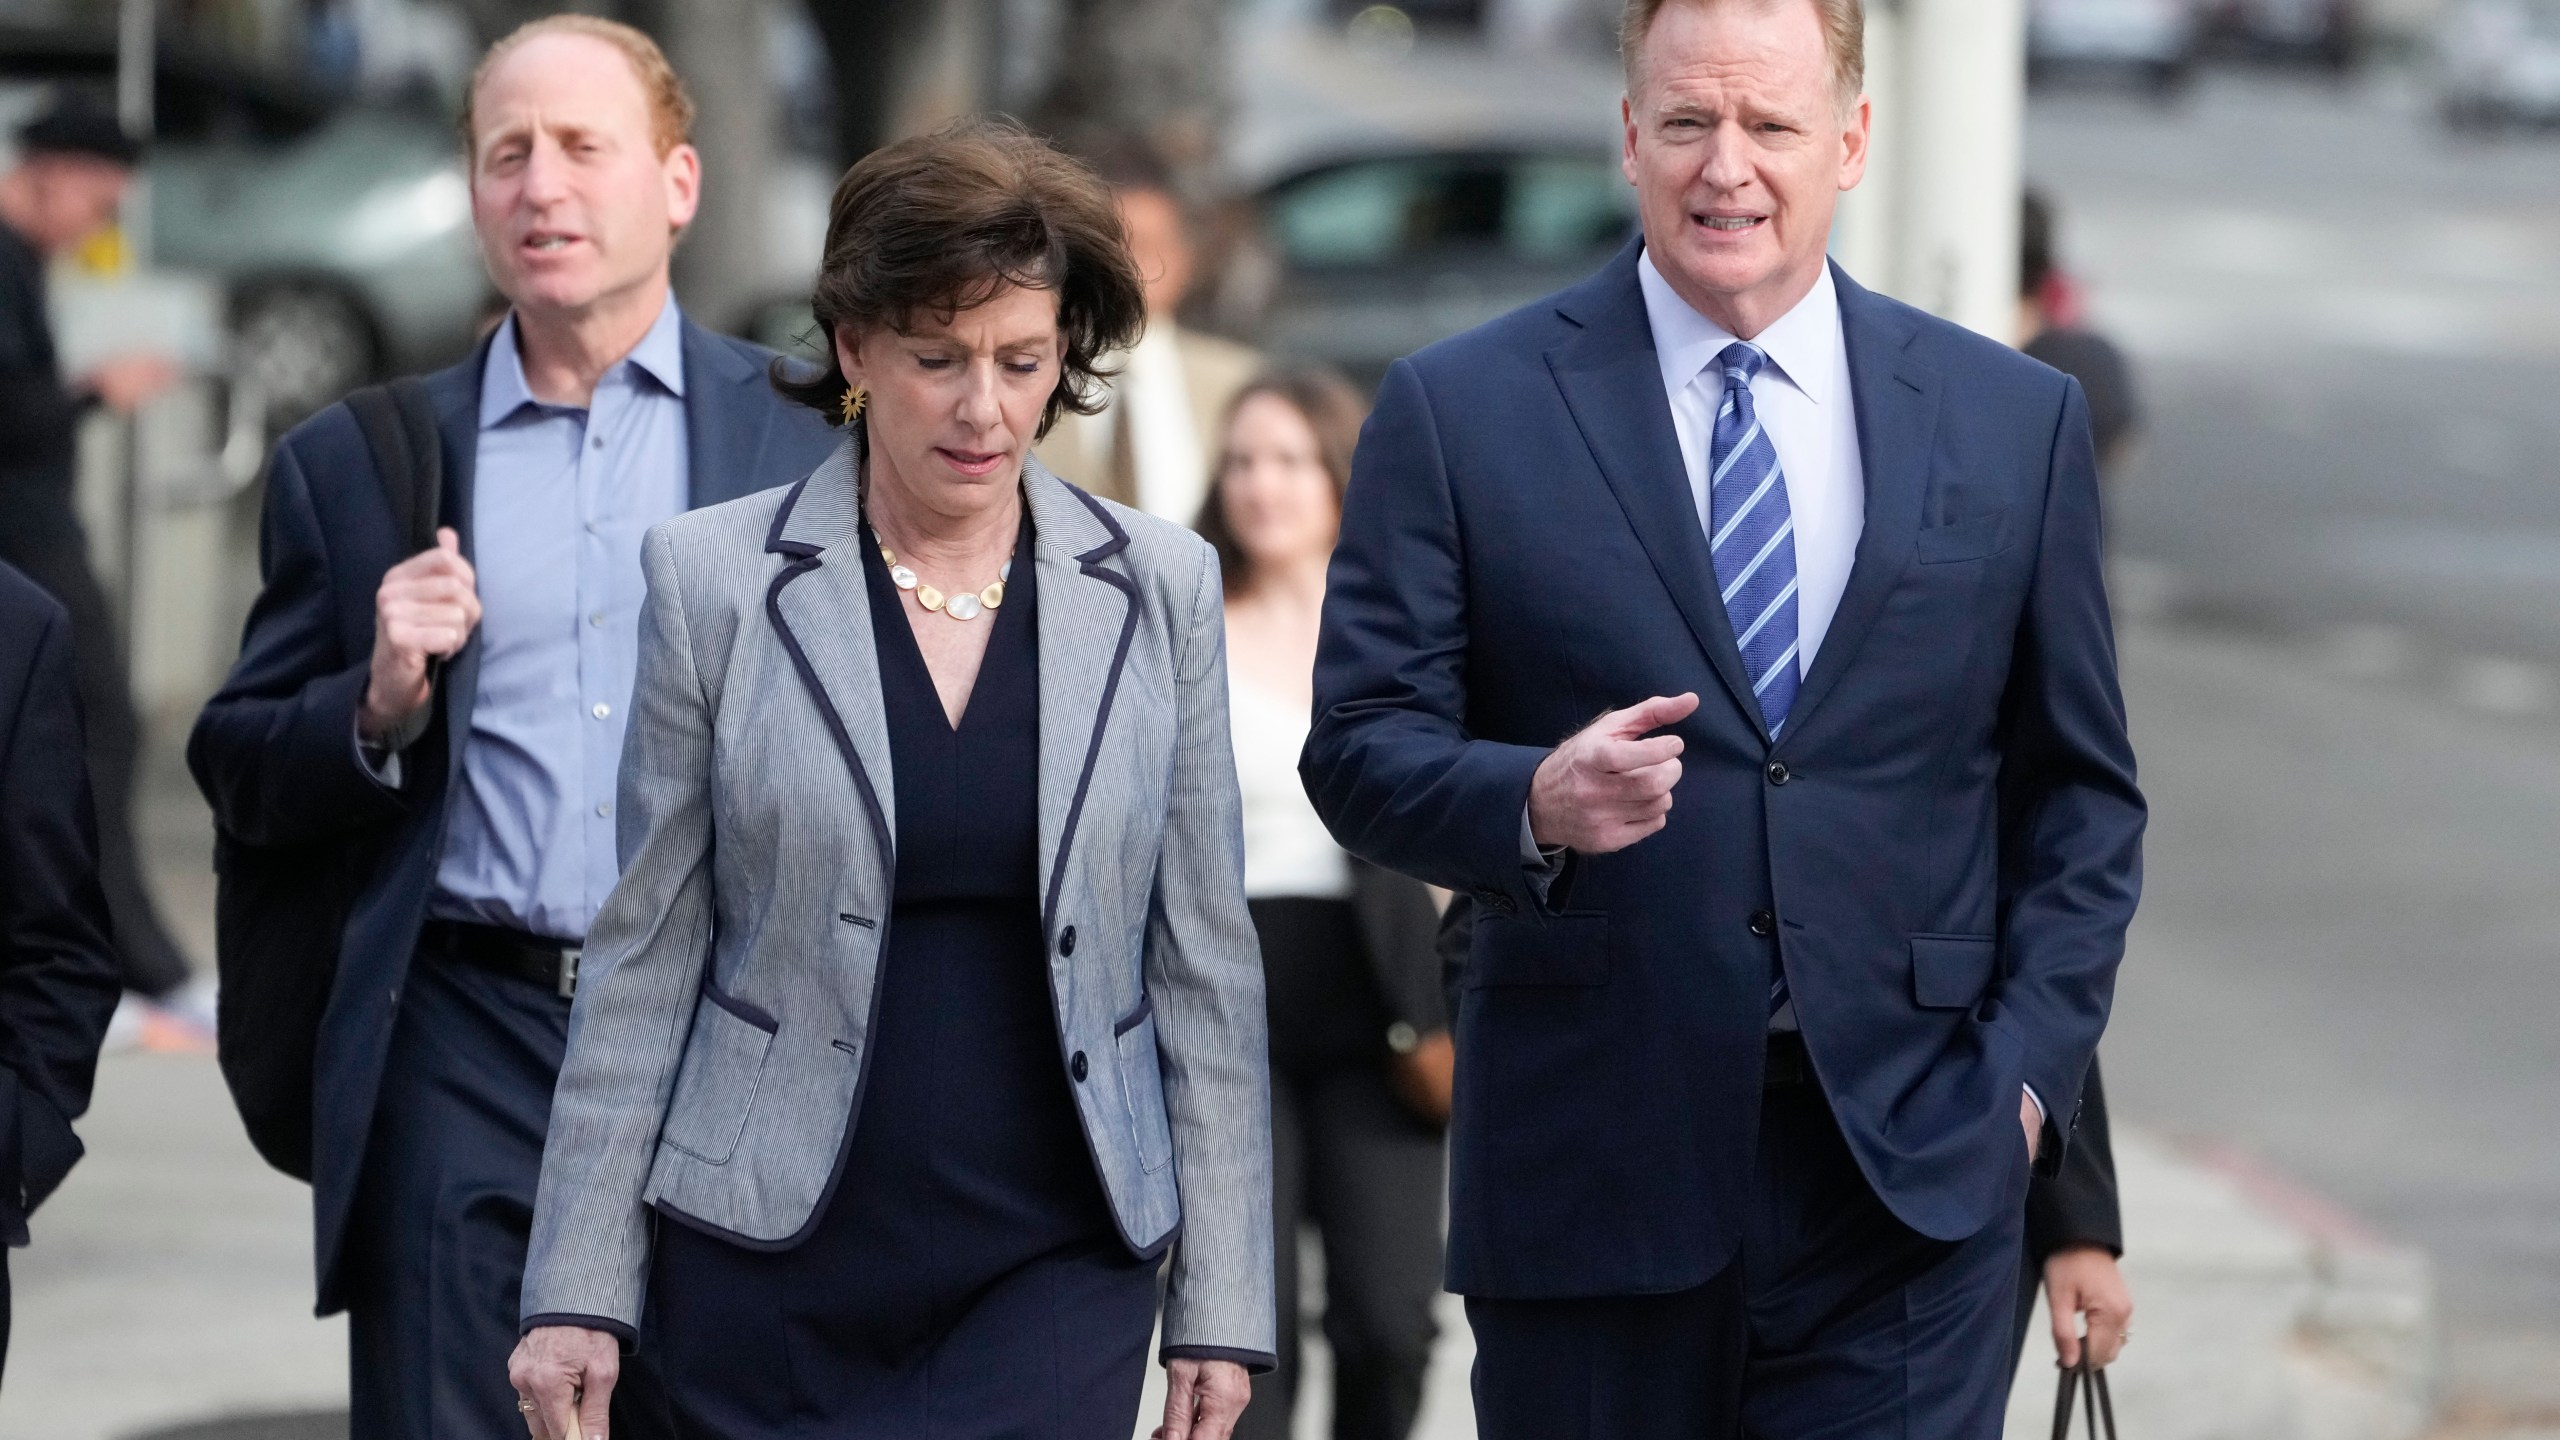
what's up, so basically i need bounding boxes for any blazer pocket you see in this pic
[1112,1000,1176,1174]
[1915,506,2013,564]
[1466,911,1609,988]
[659,988,779,1166]
[1909,934,1998,1010]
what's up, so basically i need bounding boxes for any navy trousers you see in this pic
[344,953,675,1440]
[1466,1072,2027,1439]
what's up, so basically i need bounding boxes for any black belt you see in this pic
[421,920,581,998]
[1763,1030,1812,1090]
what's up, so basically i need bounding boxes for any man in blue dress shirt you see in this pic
[188,18,836,1439]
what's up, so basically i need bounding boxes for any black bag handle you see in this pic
[2050,1357,2117,1440]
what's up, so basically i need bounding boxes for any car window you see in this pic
[1268,154,1632,269]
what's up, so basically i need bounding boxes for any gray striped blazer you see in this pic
[520,444,1275,1365]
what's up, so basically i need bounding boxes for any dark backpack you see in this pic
[213,378,443,1181]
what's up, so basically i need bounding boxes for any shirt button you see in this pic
[592,702,612,720]
[589,612,606,628]
[596,802,611,818]
[592,435,606,450]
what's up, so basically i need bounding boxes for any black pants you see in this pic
[1238,900,1446,1440]
[0,516,188,996]
[1466,1076,2027,1439]
[344,951,675,1440]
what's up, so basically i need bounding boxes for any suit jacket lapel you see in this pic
[764,443,897,851]
[682,319,772,511]
[432,341,488,793]
[1778,265,1938,743]
[1022,459,1136,935]
[1545,245,1764,737]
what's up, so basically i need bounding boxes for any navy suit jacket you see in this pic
[0,563,119,1247]
[188,319,839,1312]
[1302,244,2145,1299]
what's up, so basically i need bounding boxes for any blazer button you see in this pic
[1071,1051,1090,1082]
[1748,909,1776,937]
[1766,761,1791,786]
[1059,925,1077,957]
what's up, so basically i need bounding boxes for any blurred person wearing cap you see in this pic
[2019,189,2140,478]
[1040,139,1260,524]
[1300,0,2145,1431]
[0,95,192,1014]
[186,18,833,1439]
[0,560,124,1382]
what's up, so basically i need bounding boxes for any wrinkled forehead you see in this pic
[470,33,657,154]
[1630,0,1850,113]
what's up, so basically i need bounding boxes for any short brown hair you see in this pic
[775,117,1147,440]
[1621,0,1865,112]
[460,16,696,160]
[1192,367,1370,594]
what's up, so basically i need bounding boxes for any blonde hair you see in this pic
[459,15,696,160]
[1621,0,1865,112]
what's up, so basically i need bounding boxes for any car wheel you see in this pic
[231,281,380,435]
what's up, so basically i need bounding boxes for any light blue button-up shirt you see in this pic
[428,298,690,940]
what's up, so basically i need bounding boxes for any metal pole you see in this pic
[1892,0,2025,338]
[114,0,154,645]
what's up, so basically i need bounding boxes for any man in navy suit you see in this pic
[187,18,836,1440]
[0,562,122,1380]
[1300,0,2145,1433]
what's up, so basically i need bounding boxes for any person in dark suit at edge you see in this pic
[1299,0,2146,1431]
[0,560,124,1377]
[186,18,836,1439]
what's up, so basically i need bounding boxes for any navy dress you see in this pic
[651,517,1158,1438]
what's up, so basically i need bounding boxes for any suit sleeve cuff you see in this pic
[1159,1344,1278,1375]
[519,1313,639,1353]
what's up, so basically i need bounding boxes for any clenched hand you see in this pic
[362,527,479,744]
[509,1324,620,1440]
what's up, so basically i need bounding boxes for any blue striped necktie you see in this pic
[1703,342,1801,1025]
[1706,342,1800,735]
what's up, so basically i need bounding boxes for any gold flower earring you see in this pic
[840,387,868,425]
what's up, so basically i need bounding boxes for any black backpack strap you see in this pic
[385,376,445,550]
[345,379,445,554]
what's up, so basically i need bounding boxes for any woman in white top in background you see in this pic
[1198,370,1450,1440]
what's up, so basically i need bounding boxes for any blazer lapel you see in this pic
[763,442,897,853]
[1778,264,1938,744]
[432,341,488,792]
[1545,246,1764,737]
[681,319,772,511]
[1022,459,1137,935]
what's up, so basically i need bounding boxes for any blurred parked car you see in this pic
[2204,0,2360,68]
[2437,0,2560,128]
[1248,145,1635,389]
[2030,0,2203,94]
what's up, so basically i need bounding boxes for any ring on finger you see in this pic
[517,1397,537,1413]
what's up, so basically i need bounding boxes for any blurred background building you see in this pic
[6,0,2560,1436]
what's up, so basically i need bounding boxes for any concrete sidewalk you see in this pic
[4,1048,2442,1440]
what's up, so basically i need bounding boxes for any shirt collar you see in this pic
[1636,248,1840,409]
[479,294,687,430]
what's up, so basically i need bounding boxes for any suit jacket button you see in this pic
[1059,925,1077,957]
[1766,761,1791,786]
[1748,909,1776,937]
[1071,1052,1090,1082]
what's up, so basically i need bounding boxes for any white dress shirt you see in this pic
[1108,324,1209,524]
[1638,250,1864,676]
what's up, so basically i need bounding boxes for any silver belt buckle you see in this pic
[558,946,582,1000]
